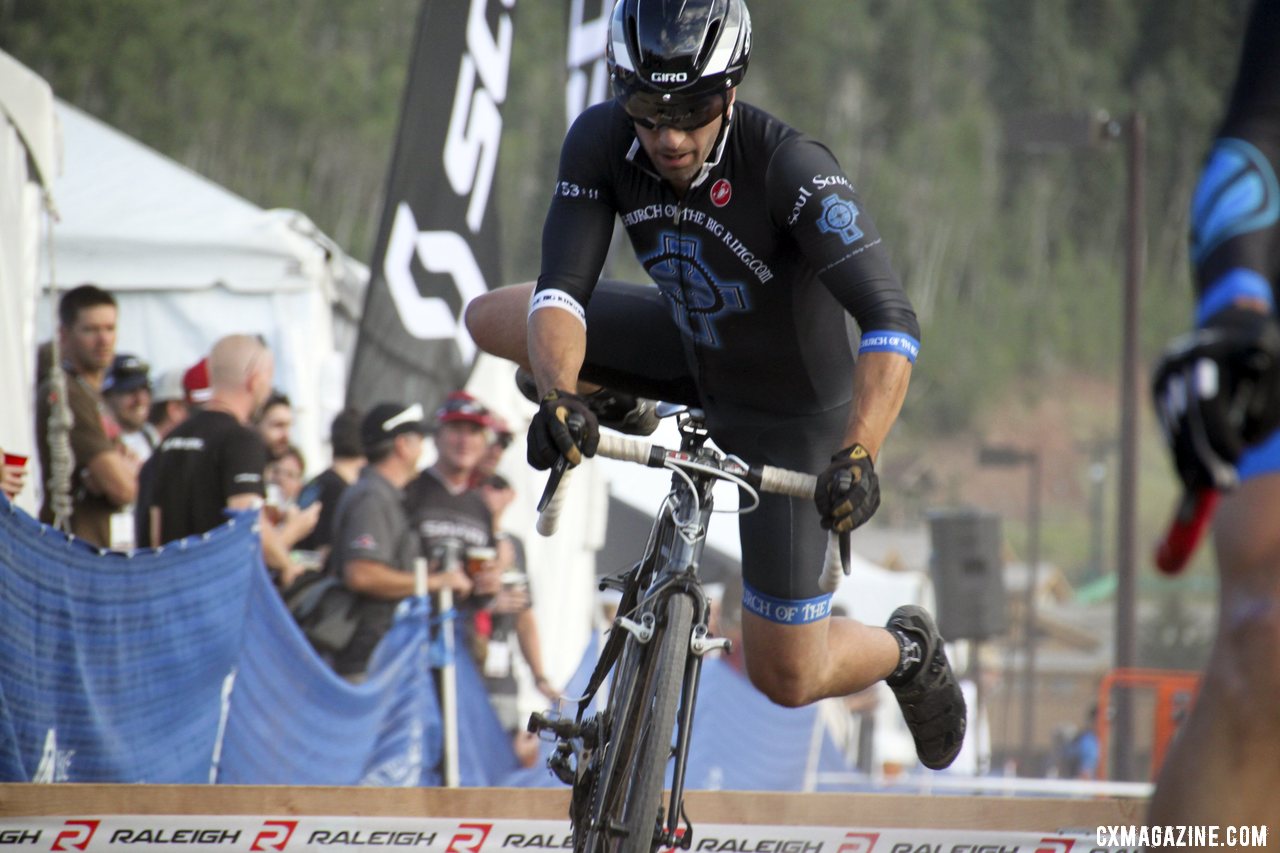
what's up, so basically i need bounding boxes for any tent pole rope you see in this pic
[41,190,73,533]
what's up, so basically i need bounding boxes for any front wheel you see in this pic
[585,592,694,853]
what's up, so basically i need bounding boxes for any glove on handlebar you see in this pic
[1152,306,1280,492]
[527,389,600,470]
[815,443,880,534]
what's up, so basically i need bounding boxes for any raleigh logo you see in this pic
[447,823,494,853]
[51,820,99,852]
[650,71,689,83]
[836,832,879,853]
[251,820,299,852]
[386,0,515,361]
[1034,839,1075,853]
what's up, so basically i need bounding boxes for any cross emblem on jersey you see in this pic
[644,233,747,348]
[817,193,865,245]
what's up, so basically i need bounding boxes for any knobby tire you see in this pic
[584,592,694,853]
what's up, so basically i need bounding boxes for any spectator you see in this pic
[255,391,293,461]
[134,334,314,588]
[147,367,191,440]
[404,392,499,601]
[295,407,366,558]
[330,402,456,680]
[1060,704,1101,781]
[267,444,306,506]
[473,412,514,487]
[36,284,138,546]
[478,473,556,766]
[102,353,159,462]
[1,446,28,501]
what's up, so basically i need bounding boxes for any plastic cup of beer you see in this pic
[465,546,497,577]
[3,453,28,469]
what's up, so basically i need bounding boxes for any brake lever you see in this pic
[536,412,587,513]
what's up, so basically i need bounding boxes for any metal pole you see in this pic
[1019,454,1042,775]
[1113,111,1145,780]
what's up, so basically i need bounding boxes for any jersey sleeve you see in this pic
[339,490,402,567]
[221,428,268,500]
[533,105,625,319]
[767,137,921,356]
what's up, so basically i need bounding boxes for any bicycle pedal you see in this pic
[547,743,576,786]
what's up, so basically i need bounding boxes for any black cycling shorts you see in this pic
[581,279,848,619]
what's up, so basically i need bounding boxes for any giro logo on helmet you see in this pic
[650,72,689,83]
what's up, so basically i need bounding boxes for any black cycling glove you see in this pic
[527,389,600,470]
[1152,306,1280,492]
[815,443,880,534]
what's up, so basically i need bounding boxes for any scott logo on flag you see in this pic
[384,0,516,362]
[51,820,99,852]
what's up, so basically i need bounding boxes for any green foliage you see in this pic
[0,0,1255,440]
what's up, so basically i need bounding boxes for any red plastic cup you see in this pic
[3,453,28,469]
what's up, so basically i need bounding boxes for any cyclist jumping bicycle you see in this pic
[466,0,965,773]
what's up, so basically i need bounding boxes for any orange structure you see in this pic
[1096,667,1200,780]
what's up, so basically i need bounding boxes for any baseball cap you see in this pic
[361,402,429,452]
[102,354,150,394]
[183,357,213,405]
[435,391,490,427]
[151,368,186,404]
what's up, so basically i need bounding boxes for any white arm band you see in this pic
[528,288,587,329]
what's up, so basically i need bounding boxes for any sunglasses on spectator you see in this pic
[622,91,727,132]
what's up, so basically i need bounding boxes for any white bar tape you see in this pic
[818,532,844,594]
[536,464,575,537]
[757,465,817,498]
[597,433,652,465]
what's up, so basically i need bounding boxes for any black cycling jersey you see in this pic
[533,99,919,416]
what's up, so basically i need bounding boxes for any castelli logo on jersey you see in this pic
[710,179,732,207]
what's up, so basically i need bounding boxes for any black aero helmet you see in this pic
[608,0,751,125]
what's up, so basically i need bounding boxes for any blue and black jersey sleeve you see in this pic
[1191,0,1280,326]
[767,137,921,359]
[534,105,622,311]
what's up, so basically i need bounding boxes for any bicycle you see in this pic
[528,403,845,853]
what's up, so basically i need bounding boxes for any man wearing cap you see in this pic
[36,284,139,547]
[102,354,159,462]
[147,367,192,442]
[329,402,468,679]
[135,335,313,587]
[404,392,500,584]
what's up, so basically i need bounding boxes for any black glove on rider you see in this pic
[815,443,880,534]
[1152,306,1280,492]
[527,389,600,470]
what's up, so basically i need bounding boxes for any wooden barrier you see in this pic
[0,784,1145,829]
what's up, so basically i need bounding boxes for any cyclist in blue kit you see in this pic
[466,0,965,768]
[1150,0,1280,827]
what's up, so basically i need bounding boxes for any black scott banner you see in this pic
[564,0,612,126]
[347,0,518,413]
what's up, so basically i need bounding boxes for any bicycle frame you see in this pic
[531,405,830,853]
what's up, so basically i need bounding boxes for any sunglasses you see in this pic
[623,92,727,132]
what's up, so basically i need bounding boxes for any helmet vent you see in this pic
[696,20,722,70]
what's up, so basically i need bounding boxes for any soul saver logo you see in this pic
[447,822,494,853]
[251,820,299,852]
[51,820,99,852]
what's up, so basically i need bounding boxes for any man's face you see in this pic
[61,304,117,375]
[434,421,489,475]
[106,387,151,432]
[258,404,292,458]
[631,92,732,193]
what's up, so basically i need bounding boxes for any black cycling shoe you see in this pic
[885,605,967,770]
[514,368,660,437]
